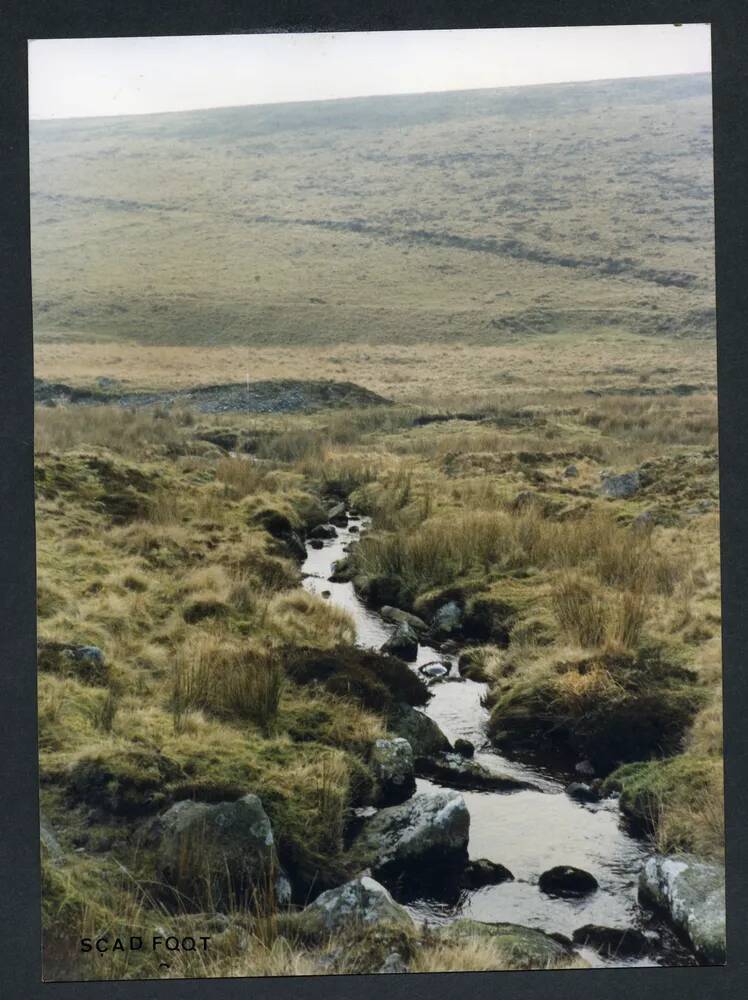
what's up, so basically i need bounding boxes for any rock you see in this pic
[37,641,108,685]
[638,855,725,964]
[599,471,641,499]
[155,795,281,911]
[439,919,576,969]
[415,753,535,792]
[355,790,470,879]
[382,623,419,661]
[321,590,331,599]
[310,524,337,540]
[572,924,650,958]
[418,661,449,679]
[309,538,324,549]
[370,738,416,805]
[430,601,463,637]
[380,606,428,633]
[454,738,475,758]
[356,574,406,608]
[328,503,348,527]
[462,859,514,888]
[539,866,598,898]
[378,951,408,973]
[575,760,596,778]
[349,525,360,534]
[387,703,452,756]
[564,465,579,478]
[307,876,414,933]
[565,782,600,803]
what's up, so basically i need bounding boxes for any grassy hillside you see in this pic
[30,74,714,353]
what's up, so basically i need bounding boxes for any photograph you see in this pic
[29,23,725,981]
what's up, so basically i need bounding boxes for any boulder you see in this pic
[387,703,452,756]
[638,855,725,964]
[309,538,324,550]
[539,866,598,898]
[328,503,348,527]
[462,859,514,889]
[37,640,108,685]
[430,601,463,638]
[438,919,576,970]
[382,623,419,661]
[370,738,416,805]
[355,790,470,879]
[415,753,535,792]
[155,794,282,911]
[454,738,475,758]
[575,760,596,778]
[380,606,428,633]
[310,524,337,540]
[599,471,641,499]
[572,924,649,958]
[565,782,600,803]
[307,877,414,934]
[564,465,579,478]
[378,951,408,973]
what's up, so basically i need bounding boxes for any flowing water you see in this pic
[302,515,694,968]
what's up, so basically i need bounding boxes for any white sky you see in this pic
[28,24,711,120]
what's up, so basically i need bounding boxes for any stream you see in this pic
[302,514,694,968]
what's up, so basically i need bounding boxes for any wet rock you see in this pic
[321,590,331,599]
[415,753,535,792]
[575,760,596,778]
[380,606,428,633]
[387,703,452,756]
[430,601,463,638]
[564,465,579,478]
[307,876,414,933]
[328,503,348,527]
[310,524,337,540]
[309,538,324,549]
[599,470,641,499]
[155,794,281,911]
[454,738,475,758]
[378,951,408,973]
[370,738,416,805]
[382,623,419,661]
[356,574,407,608]
[572,924,650,958]
[349,525,360,534]
[638,855,725,964]
[462,859,514,888]
[354,790,469,879]
[438,919,577,969]
[566,782,600,803]
[418,661,449,679]
[539,866,599,898]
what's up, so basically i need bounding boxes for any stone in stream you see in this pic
[327,502,348,527]
[321,590,331,599]
[370,738,416,805]
[386,702,452,756]
[309,538,324,550]
[349,525,360,534]
[381,622,419,661]
[462,858,515,889]
[638,855,725,964]
[565,782,600,803]
[380,606,428,633]
[306,876,414,934]
[418,661,449,679]
[309,524,337,540]
[354,789,470,879]
[575,759,596,778]
[539,866,599,898]
[415,752,537,792]
[454,738,475,758]
[572,924,650,959]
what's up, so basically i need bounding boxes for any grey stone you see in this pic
[387,702,452,756]
[355,790,470,878]
[564,465,579,478]
[638,855,725,964]
[382,622,419,661]
[565,782,600,803]
[380,606,428,633]
[454,738,475,758]
[371,738,416,805]
[599,471,641,499]
[415,752,536,792]
[155,794,282,910]
[430,601,463,637]
[462,859,514,888]
[307,876,414,933]
[439,919,575,969]
[378,951,408,973]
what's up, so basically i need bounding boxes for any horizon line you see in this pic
[28,68,711,125]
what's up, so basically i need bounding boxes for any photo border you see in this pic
[2,2,746,998]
